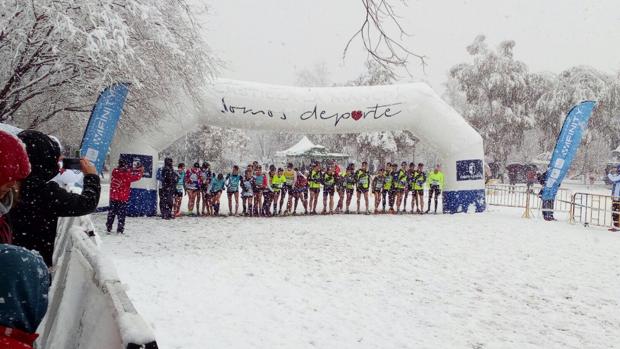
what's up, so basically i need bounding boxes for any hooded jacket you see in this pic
[0,244,50,348]
[8,131,100,267]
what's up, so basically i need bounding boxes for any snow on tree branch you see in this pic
[0,0,215,142]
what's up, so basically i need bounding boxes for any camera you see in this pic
[62,158,81,170]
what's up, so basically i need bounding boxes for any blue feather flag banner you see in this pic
[80,83,130,173]
[542,100,596,201]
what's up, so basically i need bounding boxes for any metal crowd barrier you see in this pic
[485,184,617,229]
[570,192,618,228]
[485,184,572,212]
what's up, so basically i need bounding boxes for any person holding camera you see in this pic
[7,130,101,267]
[106,158,144,234]
[608,166,620,232]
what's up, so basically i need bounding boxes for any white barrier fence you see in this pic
[486,184,618,229]
[38,216,158,349]
[570,192,619,228]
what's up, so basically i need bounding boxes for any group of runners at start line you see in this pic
[170,160,446,217]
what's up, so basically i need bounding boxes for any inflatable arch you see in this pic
[111,78,486,215]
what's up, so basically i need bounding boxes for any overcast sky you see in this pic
[198,0,620,91]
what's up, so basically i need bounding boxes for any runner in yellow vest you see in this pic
[308,162,322,214]
[271,168,287,215]
[382,162,393,213]
[355,161,371,214]
[412,163,427,213]
[321,167,336,214]
[426,164,445,214]
[394,161,408,213]
[281,163,296,215]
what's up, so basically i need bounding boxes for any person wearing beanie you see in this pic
[107,158,144,234]
[0,130,31,244]
[8,130,101,267]
[0,244,50,349]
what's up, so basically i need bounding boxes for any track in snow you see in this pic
[92,207,620,349]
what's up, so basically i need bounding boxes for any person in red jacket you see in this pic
[106,159,143,234]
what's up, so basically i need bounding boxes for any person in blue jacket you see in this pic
[226,165,242,216]
[608,165,620,232]
[209,173,226,216]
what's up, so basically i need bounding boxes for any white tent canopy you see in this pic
[275,136,347,158]
[276,136,323,156]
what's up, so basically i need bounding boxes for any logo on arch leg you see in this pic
[351,110,363,121]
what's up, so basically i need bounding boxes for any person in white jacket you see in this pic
[608,165,620,232]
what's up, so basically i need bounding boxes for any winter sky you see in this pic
[199,0,620,91]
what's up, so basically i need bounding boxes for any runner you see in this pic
[344,164,356,214]
[173,163,185,217]
[412,163,426,213]
[394,161,408,214]
[271,168,286,215]
[426,164,445,214]
[209,173,226,216]
[334,169,346,214]
[382,162,393,213]
[372,167,386,214]
[321,166,336,214]
[241,169,255,216]
[355,161,371,214]
[226,165,242,216]
[262,166,276,217]
[280,163,296,215]
[253,166,266,217]
[200,162,212,216]
[292,168,309,215]
[185,162,202,216]
[403,162,416,211]
[333,160,341,177]
[308,162,322,215]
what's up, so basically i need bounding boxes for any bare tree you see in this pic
[345,0,425,71]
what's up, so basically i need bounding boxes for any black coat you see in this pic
[8,174,101,267]
[161,166,178,192]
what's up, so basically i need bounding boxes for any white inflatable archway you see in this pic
[112,78,486,215]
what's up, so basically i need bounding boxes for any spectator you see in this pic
[160,158,178,219]
[8,130,101,267]
[526,167,537,192]
[0,244,50,349]
[608,166,620,232]
[106,158,144,234]
[0,130,31,244]
[537,171,555,221]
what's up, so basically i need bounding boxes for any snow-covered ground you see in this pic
[92,205,620,349]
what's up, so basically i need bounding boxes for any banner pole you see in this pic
[522,188,532,219]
